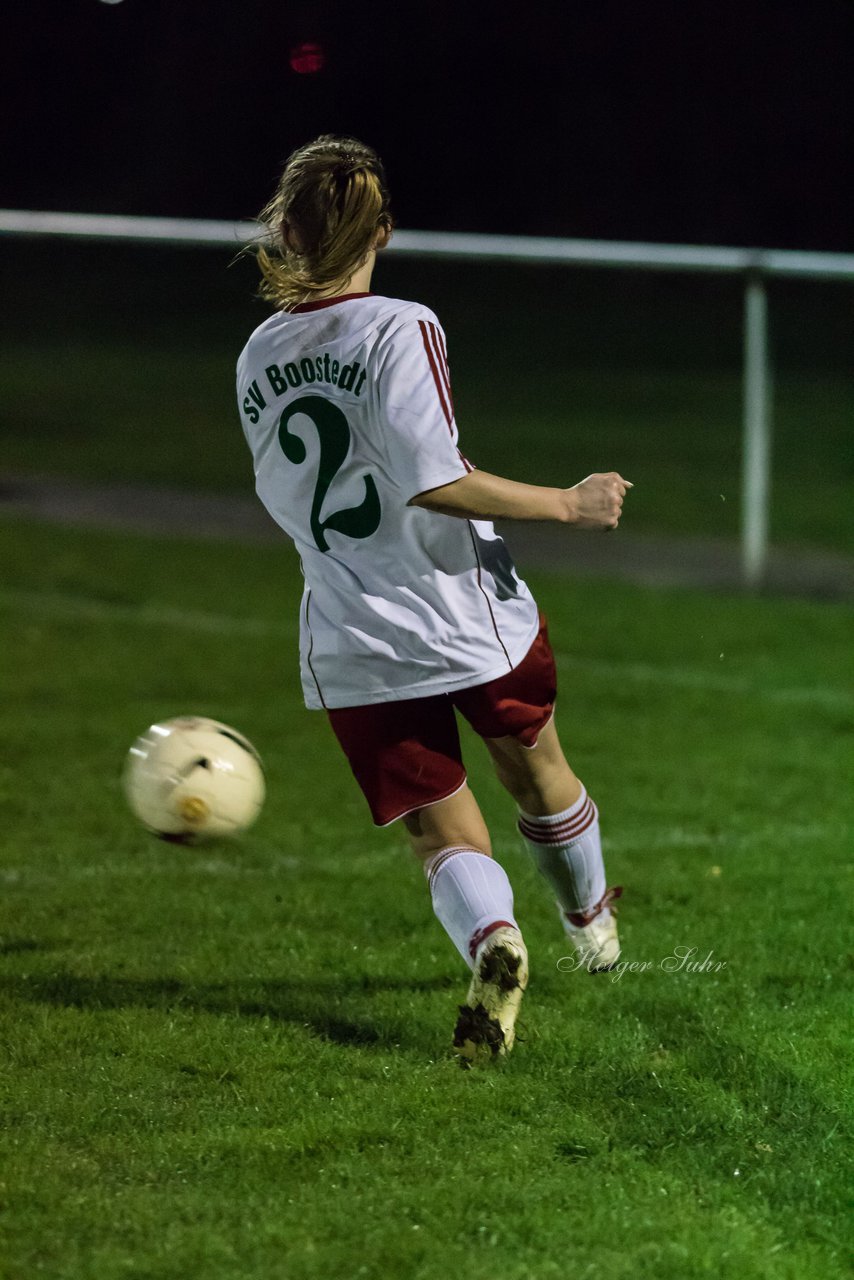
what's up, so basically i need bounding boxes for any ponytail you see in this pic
[251,136,393,310]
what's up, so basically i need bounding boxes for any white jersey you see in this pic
[236,292,539,709]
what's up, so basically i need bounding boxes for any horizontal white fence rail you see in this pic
[2,210,854,279]
[3,209,853,586]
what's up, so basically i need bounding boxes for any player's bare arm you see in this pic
[409,469,633,530]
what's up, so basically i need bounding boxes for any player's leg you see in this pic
[401,786,528,1065]
[400,781,492,861]
[401,784,517,967]
[484,718,621,971]
[454,617,620,971]
[327,696,527,1062]
[484,712,581,816]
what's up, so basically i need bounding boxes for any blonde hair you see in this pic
[252,135,393,310]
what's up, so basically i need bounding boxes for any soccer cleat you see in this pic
[453,925,529,1067]
[562,886,623,973]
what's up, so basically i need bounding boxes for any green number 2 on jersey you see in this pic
[278,396,381,553]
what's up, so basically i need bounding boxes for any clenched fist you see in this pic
[565,472,633,530]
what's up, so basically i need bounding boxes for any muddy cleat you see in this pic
[453,925,529,1067]
[562,886,623,973]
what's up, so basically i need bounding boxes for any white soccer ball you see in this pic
[123,716,265,841]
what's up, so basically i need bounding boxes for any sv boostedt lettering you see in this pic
[241,355,367,424]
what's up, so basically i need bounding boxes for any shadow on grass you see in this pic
[0,938,52,955]
[569,989,848,1243]
[0,970,458,1055]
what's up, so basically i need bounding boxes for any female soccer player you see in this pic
[237,135,631,1065]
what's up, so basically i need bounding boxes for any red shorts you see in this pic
[327,615,557,826]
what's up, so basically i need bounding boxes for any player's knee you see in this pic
[490,746,578,815]
[492,751,557,798]
[402,807,492,865]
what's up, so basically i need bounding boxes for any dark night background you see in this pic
[4,0,854,250]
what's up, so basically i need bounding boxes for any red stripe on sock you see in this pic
[427,845,482,892]
[468,919,516,960]
[518,798,597,846]
[565,885,623,927]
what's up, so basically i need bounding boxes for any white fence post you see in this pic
[741,274,772,588]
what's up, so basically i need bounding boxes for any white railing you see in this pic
[3,208,853,586]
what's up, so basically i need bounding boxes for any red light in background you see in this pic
[289,42,326,74]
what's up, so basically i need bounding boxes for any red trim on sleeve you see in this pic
[432,325,455,415]
[418,319,453,430]
[427,323,452,402]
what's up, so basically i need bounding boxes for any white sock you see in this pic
[424,846,518,969]
[518,786,610,925]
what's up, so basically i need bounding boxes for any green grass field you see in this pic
[2,517,852,1279]
[1,241,852,552]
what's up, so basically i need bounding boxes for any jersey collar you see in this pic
[289,292,373,314]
